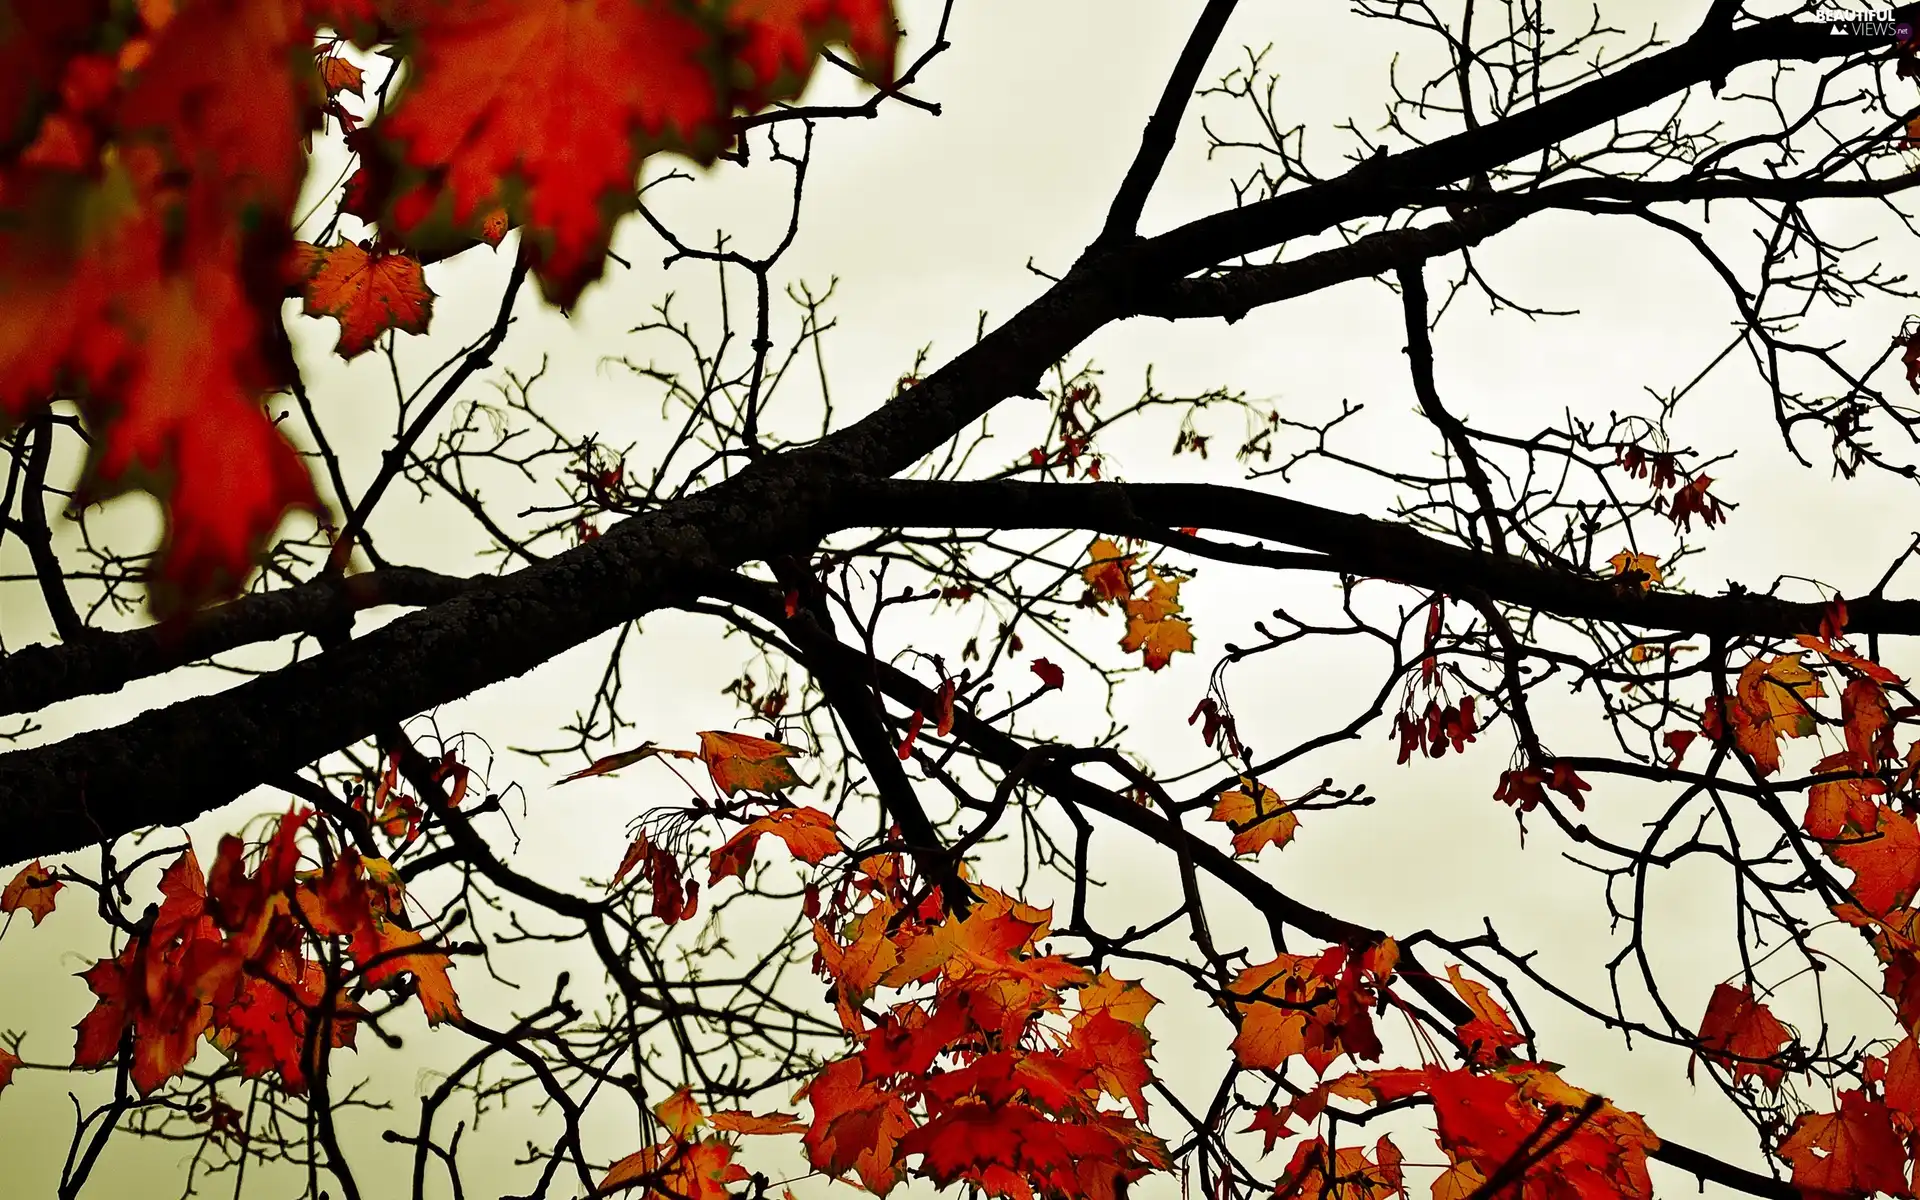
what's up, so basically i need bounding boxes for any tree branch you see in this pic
[845,478,1920,637]
[0,566,481,717]
[1096,0,1242,246]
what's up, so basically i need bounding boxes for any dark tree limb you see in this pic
[0,566,482,717]
[844,478,1920,637]
[1096,0,1243,246]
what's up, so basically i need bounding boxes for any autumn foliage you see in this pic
[14,4,1920,1200]
[0,0,894,613]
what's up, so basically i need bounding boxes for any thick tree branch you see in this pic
[0,566,481,717]
[1096,0,1242,246]
[846,479,1920,637]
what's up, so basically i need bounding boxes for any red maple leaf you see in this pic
[709,805,843,884]
[1778,1090,1908,1199]
[293,239,435,359]
[1691,983,1791,1090]
[1833,804,1920,915]
[367,0,894,306]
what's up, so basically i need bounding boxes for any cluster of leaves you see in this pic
[0,0,896,613]
[1082,537,1195,672]
[803,869,1166,1200]
[5,809,457,1097]
[1235,954,1660,1200]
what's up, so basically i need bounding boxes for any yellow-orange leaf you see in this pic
[655,1086,705,1139]
[556,741,698,784]
[299,240,435,359]
[364,924,461,1024]
[1120,567,1195,671]
[1431,1161,1488,1200]
[1082,537,1134,603]
[1,860,61,926]
[708,1109,806,1136]
[1210,779,1298,857]
[318,51,362,97]
[698,731,804,796]
[1075,969,1159,1031]
[709,805,841,884]
[1607,550,1662,590]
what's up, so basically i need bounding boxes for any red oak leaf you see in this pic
[0,3,110,156]
[803,1057,915,1195]
[1884,1036,1920,1116]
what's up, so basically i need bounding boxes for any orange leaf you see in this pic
[1430,1161,1487,1200]
[708,805,842,885]
[557,741,697,784]
[298,240,435,359]
[1444,964,1525,1061]
[1844,677,1896,771]
[360,924,461,1024]
[1,860,62,926]
[1074,969,1159,1031]
[1693,983,1791,1089]
[1209,779,1299,857]
[318,50,363,98]
[1120,567,1195,671]
[1804,760,1883,841]
[1795,633,1903,685]
[1729,653,1824,776]
[655,1086,705,1140]
[934,679,956,737]
[698,731,804,796]
[708,1109,806,1136]
[602,1137,748,1200]
[1082,537,1134,603]
[0,1047,19,1095]
[1833,804,1920,915]
[1606,550,1662,590]
[1226,954,1348,1073]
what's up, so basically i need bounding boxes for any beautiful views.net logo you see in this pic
[1814,5,1914,39]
